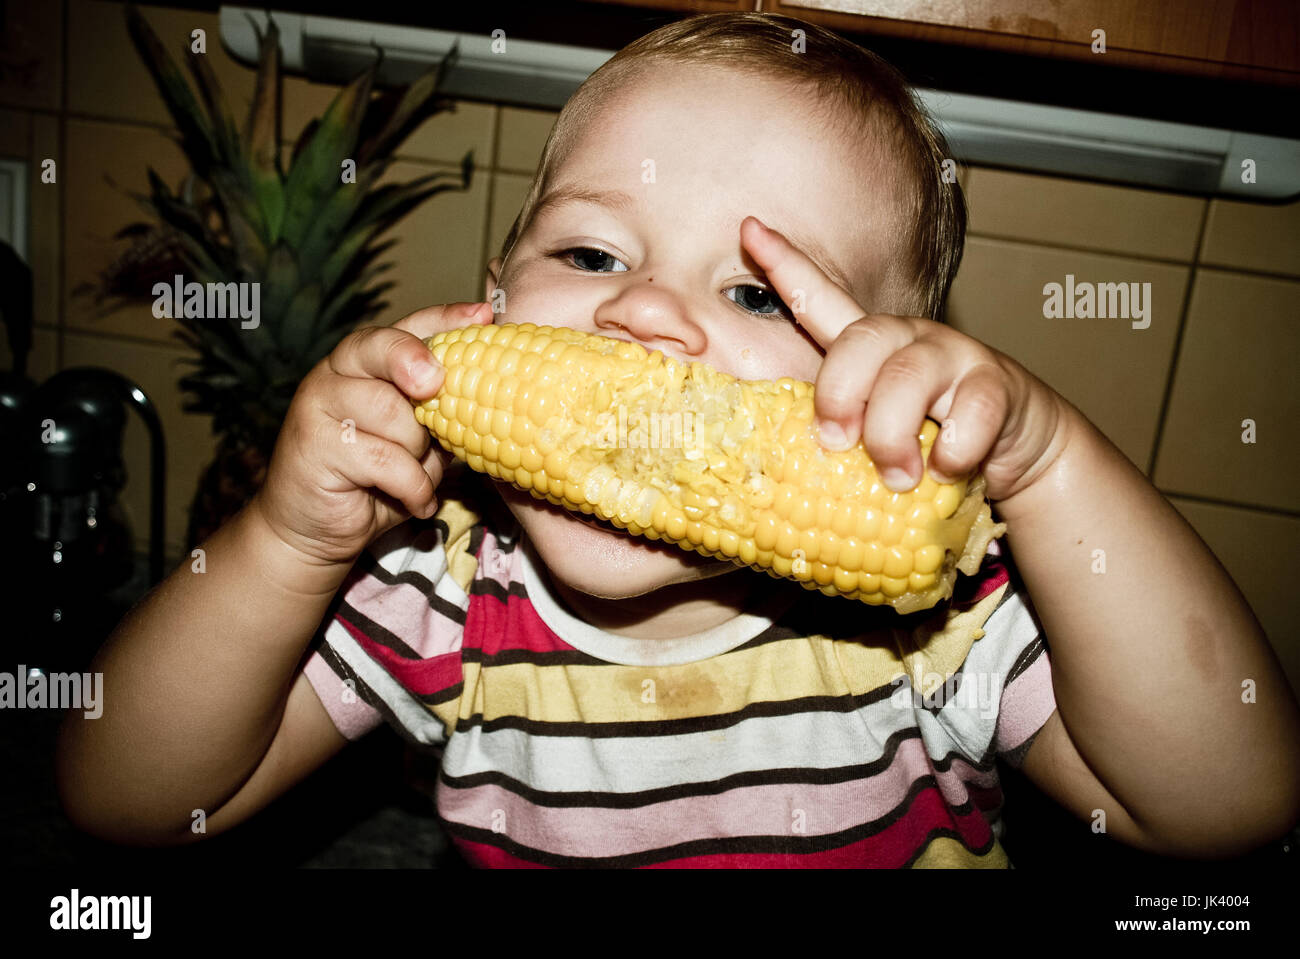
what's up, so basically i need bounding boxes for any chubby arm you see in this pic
[737,214,1300,860]
[997,396,1300,858]
[54,503,354,845]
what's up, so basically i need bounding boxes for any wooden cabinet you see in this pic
[581,0,1299,84]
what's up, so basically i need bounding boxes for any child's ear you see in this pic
[484,257,503,303]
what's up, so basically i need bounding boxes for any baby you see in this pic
[57,12,1300,867]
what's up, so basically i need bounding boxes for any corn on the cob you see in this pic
[413,323,1005,614]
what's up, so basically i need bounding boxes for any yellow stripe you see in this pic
[912,835,1010,868]
[896,582,1008,698]
[438,584,1010,727]
[455,635,917,725]
[438,494,482,595]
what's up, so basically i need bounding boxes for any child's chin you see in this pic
[502,488,729,599]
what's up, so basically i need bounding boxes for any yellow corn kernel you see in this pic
[414,323,1006,613]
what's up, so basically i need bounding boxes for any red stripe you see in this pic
[451,782,998,868]
[336,615,463,697]
[462,590,577,655]
[952,557,1009,608]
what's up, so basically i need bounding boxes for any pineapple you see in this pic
[85,6,473,550]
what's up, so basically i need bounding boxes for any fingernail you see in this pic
[929,468,954,485]
[882,467,915,492]
[412,357,442,392]
[816,419,850,451]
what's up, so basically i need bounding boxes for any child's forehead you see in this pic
[549,74,897,297]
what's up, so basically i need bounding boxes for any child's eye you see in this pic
[552,247,629,273]
[551,248,789,319]
[726,284,792,319]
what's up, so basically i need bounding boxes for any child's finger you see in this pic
[391,301,493,339]
[809,314,918,449]
[860,339,962,492]
[326,430,438,519]
[738,216,867,350]
[316,376,431,460]
[328,326,446,399]
[927,364,1012,483]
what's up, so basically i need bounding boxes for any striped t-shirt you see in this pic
[303,466,1055,867]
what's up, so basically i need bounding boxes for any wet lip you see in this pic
[548,498,678,553]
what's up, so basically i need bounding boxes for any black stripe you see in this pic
[468,577,530,602]
[356,527,473,623]
[337,602,422,660]
[460,646,609,667]
[360,558,469,627]
[312,641,419,741]
[466,523,486,561]
[438,725,988,808]
[317,634,461,745]
[450,690,996,776]
[438,773,998,868]
[412,679,465,709]
[1004,634,1047,687]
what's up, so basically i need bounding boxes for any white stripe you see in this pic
[321,619,449,746]
[438,689,994,794]
[926,589,1043,764]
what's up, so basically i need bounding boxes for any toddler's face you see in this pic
[483,62,902,602]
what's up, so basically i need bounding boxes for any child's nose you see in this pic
[591,288,708,360]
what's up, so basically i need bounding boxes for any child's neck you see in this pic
[548,568,779,640]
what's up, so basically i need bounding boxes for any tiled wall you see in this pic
[3,2,1297,690]
[947,168,1300,693]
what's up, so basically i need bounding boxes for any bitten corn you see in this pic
[413,323,1006,614]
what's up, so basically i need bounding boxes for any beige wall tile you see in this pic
[63,119,190,343]
[61,331,216,558]
[964,167,1206,262]
[68,0,255,126]
[30,115,60,330]
[0,111,59,330]
[947,237,1188,469]
[0,108,32,155]
[497,106,556,175]
[1200,198,1300,278]
[355,159,489,327]
[0,0,62,111]
[1169,497,1300,697]
[1153,269,1300,512]
[484,171,532,279]
[0,326,59,385]
[402,100,494,169]
[281,77,495,168]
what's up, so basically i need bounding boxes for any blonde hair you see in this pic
[497,11,965,321]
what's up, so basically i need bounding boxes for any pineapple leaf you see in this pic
[279,64,375,249]
[124,4,216,175]
[356,41,460,167]
[350,170,457,232]
[279,281,323,357]
[294,164,379,284]
[317,221,384,296]
[312,270,395,340]
[183,38,239,169]
[207,168,268,273]
[243,14,285,244]
[324,237,398,295]
[260,243,300,333]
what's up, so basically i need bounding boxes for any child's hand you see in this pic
[251,301,493,566]
[741,216,1070,503]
